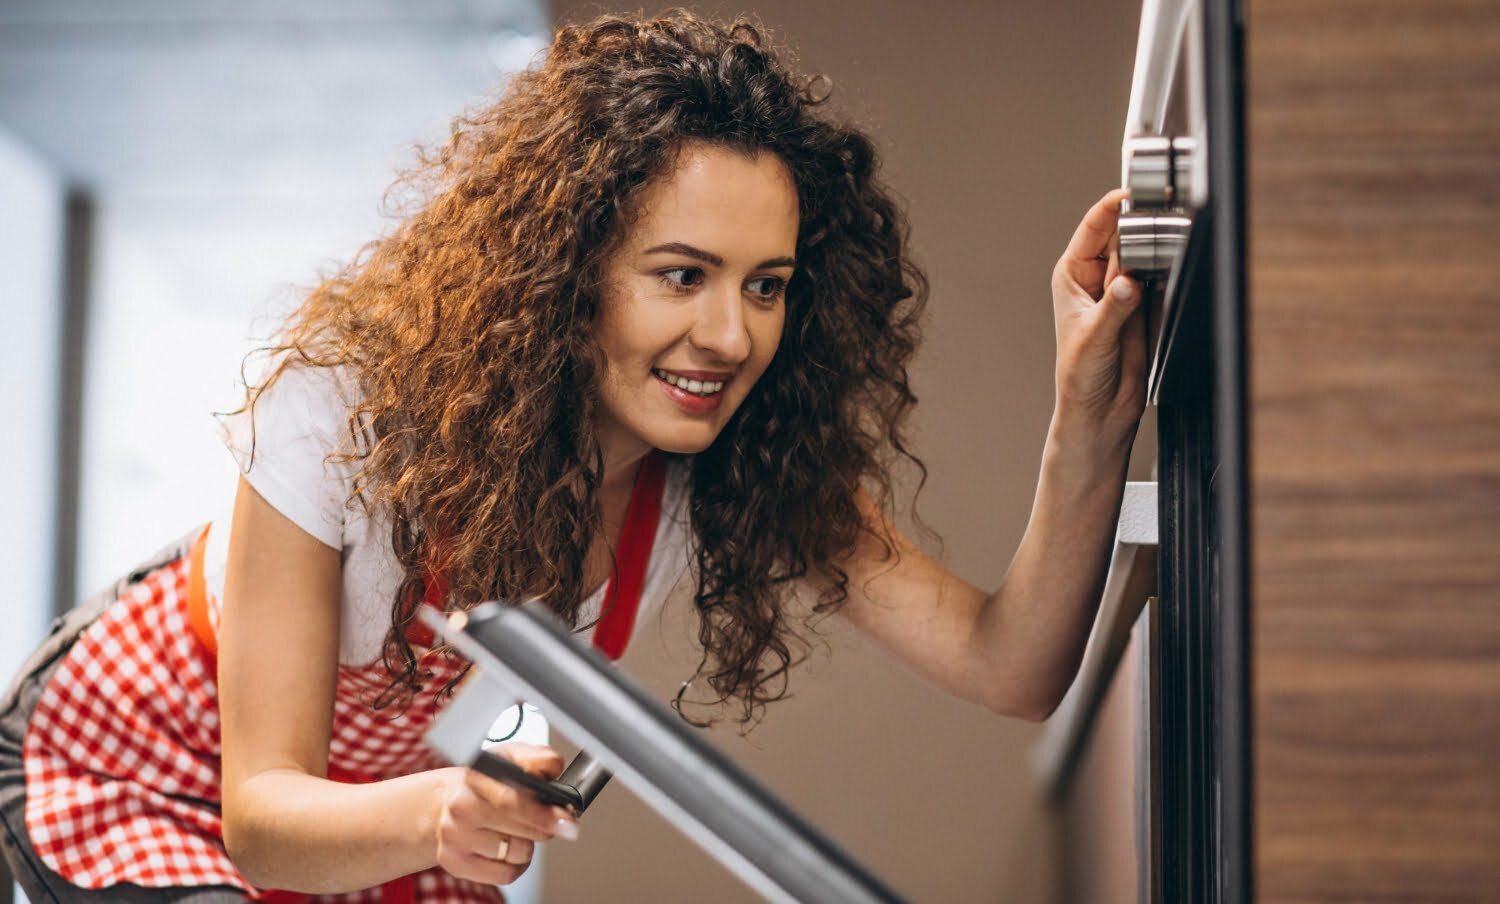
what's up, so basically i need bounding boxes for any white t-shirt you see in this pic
[210,363,695,666]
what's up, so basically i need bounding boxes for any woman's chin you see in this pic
[639,419,728,456]
[648,432,719,456]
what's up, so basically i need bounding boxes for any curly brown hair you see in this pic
[245,9,927,725]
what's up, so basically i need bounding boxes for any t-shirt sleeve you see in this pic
[216,364,357,551]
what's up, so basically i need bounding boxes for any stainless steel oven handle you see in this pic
[1124,0,1196,143]
[1119,0,1206,279]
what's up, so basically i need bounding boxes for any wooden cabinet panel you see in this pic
[1247,0,1500,899]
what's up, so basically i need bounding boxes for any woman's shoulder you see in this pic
[218,360,363,448]
[259,359,362,417]
[215,358,369,550]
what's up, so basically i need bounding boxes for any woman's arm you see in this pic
[218,477,571,892]
[836,190,1145,722]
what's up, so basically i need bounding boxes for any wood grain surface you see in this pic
[1248,0,1500,900]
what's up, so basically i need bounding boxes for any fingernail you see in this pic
[1111,278,1135,301]
[554,817,579,841]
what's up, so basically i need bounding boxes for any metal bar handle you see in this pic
[1123,0,1195,142]
[1118,0,1206,279]
[422,604,906,904]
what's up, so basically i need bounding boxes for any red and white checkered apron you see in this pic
[22,452,667,902]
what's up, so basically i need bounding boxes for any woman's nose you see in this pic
[689,287,752,364]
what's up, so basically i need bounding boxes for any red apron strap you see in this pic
[186,524,217,656]
[397,557,449,649]
[592,451,667,661]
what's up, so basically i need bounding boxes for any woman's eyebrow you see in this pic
[642,242,796,270]
[643,242,723,266]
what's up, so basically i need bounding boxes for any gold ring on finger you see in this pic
[495,835,511,862]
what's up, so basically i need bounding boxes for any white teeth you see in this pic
[654,369,725,396]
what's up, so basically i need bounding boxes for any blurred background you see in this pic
[0,1,1141,901]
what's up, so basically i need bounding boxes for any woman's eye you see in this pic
[746,276,787,302]
[660,267,704,291]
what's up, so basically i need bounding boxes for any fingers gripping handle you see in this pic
[555,751,613,813]
[426,669,611,814]
[466,748,612,814]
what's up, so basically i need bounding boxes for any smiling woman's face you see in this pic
[593,143,800,466]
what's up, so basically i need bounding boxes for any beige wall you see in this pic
[541,2,1142,901]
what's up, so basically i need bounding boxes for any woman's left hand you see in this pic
[1050,188,1148,442]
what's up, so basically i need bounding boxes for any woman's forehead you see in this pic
[623,144,799,257]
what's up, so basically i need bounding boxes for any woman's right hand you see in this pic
[433,743,580,886]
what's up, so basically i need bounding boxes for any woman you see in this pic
[0,10,1144,903]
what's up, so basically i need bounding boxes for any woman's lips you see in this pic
[652,368,729,414]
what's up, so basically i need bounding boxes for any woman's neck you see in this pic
[596,423,653,495]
